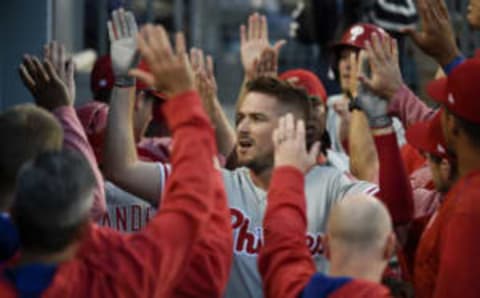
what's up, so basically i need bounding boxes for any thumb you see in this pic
[307,141,321,165]
[129,69,155,87]
[273,39,287,53]
[358,75,375,92]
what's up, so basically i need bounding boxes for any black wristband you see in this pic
[114,76,135,88]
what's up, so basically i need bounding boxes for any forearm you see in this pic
[259,167,316,298]
[348,111,379,183]
[373,128,413,225]
[53,106,106,220]
[388,85,436,128]
[235,77,249,112]
[139,91,217,289]
[211,98,236,157]
[104,87,161,203]
[105,86,137,177]
[338,114,351,152]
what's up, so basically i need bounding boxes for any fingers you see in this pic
[240,24,247,45]
[32,56,50,84]
[308,141,321,162]
[128,69,155,86]
[295,118,305,145]
[112,9,124,39]
[18,63,36,92]
[285,113,295,140]
[125,11,138,36]
[206,55,214,78]
[260,15,268,40]
[175,32,187,57]
[108,21,117,41]
[43,59,61,84]
[273,40,287,54]
[248,14,256,40]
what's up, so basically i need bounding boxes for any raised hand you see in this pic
[353,50,392,129]
[273,113,320,174]
[359,33,404,100]
[108,8,139,86]
[404,0,460,67]
[240,13,286,80]
[129,25,195,98]
[19,41,75,110]
[252,47,279,79]
[190,48,218,115]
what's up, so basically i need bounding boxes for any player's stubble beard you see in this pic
[238,150,274,176]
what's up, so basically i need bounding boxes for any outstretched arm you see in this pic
[190,48,236,157]
[103,9,163,203]
[259,114,320,298]
[102,21,219,296]
[355,35,413,226]
[19,41,106,220]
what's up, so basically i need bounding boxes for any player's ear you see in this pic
[323,235,331,261]
[383,232,396,261]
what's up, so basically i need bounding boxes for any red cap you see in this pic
[279,69,328,103]
[331,23,388,54]
[426,58,480,124]
[90,55,165,100]
[76,102,109,164]
[406,110,449,159]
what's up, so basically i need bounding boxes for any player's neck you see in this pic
[249,168,273,191]
[329,255,385,283]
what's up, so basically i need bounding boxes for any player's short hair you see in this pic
[246,77,313,122]
[12,150,95,254]
[0,104,63,210]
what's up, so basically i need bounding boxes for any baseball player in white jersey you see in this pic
[221,77,378,298]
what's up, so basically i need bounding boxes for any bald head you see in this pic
[327,194,392,252]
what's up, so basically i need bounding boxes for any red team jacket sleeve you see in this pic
[52,106,106,221]
[374,132,414,225]
[388,84,436,128]
[259,166,316,298]
[173,169,233,298]
[81,91,218,297]
[433,176,480,298]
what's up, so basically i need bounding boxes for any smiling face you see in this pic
[235,92,281,174]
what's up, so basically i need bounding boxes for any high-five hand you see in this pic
[240,13,286,80]
[108,8,139,87]
[129,25,195,98]
[273,113,319,174]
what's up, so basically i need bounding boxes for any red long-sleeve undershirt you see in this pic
[374,132,414,226]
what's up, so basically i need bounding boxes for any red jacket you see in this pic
[258,166,391,298]
[0,91,219,298]
[415,170,480,298]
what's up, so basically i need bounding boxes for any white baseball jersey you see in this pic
[222,165,378,298]
[98,163,171,233]
[326,94,406,171]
